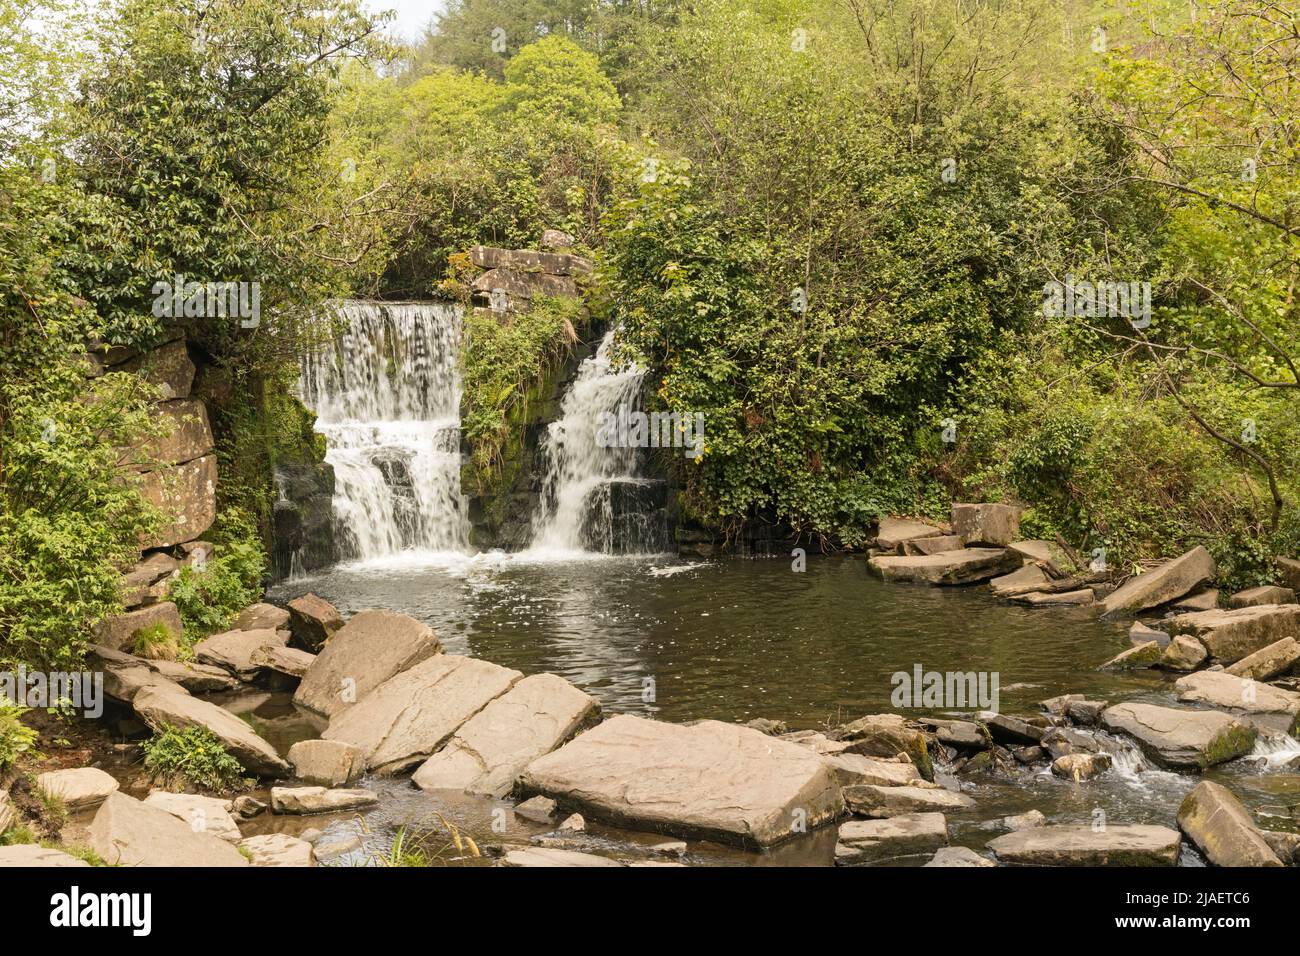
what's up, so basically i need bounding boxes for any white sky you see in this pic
[368,0,446,41]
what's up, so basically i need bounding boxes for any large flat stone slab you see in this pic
[150,658,240,693]
[92,602,183,653]
[89,792,248,867]
[1177,781,1283,867]
[323,654,521,773]
[1101,546,1217,617]
[1166,604,1300,664]
[1173,670,1300,735]
[0,845,90,867]
[503,847,623,867]
[412,672,599,797]
[133,684,290,776]
[519,715,843,848]
[1227,585,1296,609]
[143,791,241,842]
[868,548,1021,585]
[1100,702,1256,770]
[843,784,975,818]
[88,644,181,702]
[269,786,379,815]
[193,627,288,681]
[239,833,315,866]
[1225,637,1300,681]
[294,609,441,718]
[988,824,1180,865]
[874,518,944,551]
[834,813,948,864]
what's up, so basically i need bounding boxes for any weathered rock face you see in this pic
[412,672,599,797]
[1160,634,1209,671]
[821,753,926,788]
[269,786,379,815]
[950,503,1021,546]
[1228,585,1297,608]
[286,593,343,652]
[119,552,179,608]
[1225,637,1300,681]
[294,609,441,718]
[469,245,593,277]
[92,602,183,654]
[868,548,1021,586]
[235,603,291,631]
[843,784,975,818]
[272,459,336,581]
[987,824,1181,866]
[119,338,195,400]
[323,655,521,773]
[1166,604,1300,664]
[193,627,288,681]
[251,644,315,679]
[0,845,90,867]
[1101,641,1162,670]
[1277,556,1300,591]
[149,658,239,693]
[902,534,965,555]
[136,453,217,549]
[836,714,934,780]
[143,791,241,843]
[1100,546,1217,617]
[834,813,948,864]
[873,518,944,551]
[519,715,843,848]
[130,398,214,469]
[1177,781,1283,867]
[132,684,290,776]
[239,833,315,867]
[89,792,248,867]
[1173,670,1300,735]
[1100,702,1256,769]
[287,739,364,787]
[36,768,120,812]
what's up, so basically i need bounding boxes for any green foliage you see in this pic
[0,704,39,773]
[169,510,266,642]
[140,725,247,793]
[132,622,179,661]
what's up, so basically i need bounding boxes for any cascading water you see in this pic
[298,301,468,561]
[530,329,668,553]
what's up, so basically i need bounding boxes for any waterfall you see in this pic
[530,330,668,554]
[299,301,468,560]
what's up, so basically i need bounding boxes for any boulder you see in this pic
[1159,634,1209,671]
[1276,556,1300,591]
[951,503,1021,546]
[503,847,623,868]
[294,609,440,718]
[412,672,599,797]
[1003,810,1046,831]
[834,813,948,864]
[143,791,241,842]
[1225,637,1300,681]
[88,644,179,702]
[901,534,966,556]
[118,552,179,608]
[88,792,248,866]
[1228,585,1297,609]
[269,786,379,815]
[1166,604,1300,664]
[1169,588,1219,612]
[1130,621,1170,647]
[989,563,1051,597]
[1173,670,1300,735]
[149,659,240,693]
[136,453,217,549]
[821,753,927,788]
[323,654,521,773]
[988,824,1180,866]
[514,795,558,823]
[0,845,90,867]
[873,517,944,551]
[869,548,1021,586]
[983,714,1045,745]
[519,715,843,848]
[239,833,316,866]
[836,714,934,779]
[287,739,364,787]
[925,846,996,867]
[557,813,585,832]
[1100,546,1217,617]
[92,602,183,654]
[234,602,291,631]
[1262,830,1300,865]
[193,627,288,681]
[1065,699,1108,725]
[251,644,315,680]
[919,718,986,750]
[1177,781,1283,867]
[35,768,119,812]
[129,398,214,469]
[1051,753,1112,781]
[119,338,194,399]
[843,784,975,817]
[132,684,290,776]
[1100,702,1256,769]
[286,593,344,652]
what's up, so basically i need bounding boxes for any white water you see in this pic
[530,329,651,553]
[299,301,468,560]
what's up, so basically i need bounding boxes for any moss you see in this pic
[1200,724,1258,769]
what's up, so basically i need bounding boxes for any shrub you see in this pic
[168,510,266,642]
[132,623,179,661]
[140,726,247,793]
[0,704,39,774]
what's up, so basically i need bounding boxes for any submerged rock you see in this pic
[412,672,599,797]
[1100,702,1256,770]
[988,824,1181,866]
[519,714,843,848]
[834,813,948,865]
[1177,781,1282,867]
[1002,810,1046,831]
[1100,546,1216,617]
[503,847,622,867]
[89,792,247,867]
[1100,641,1161,669]
[869,548,1021,586]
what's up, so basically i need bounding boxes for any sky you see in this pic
[369,0,446,41]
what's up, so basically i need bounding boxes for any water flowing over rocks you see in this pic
[987,824,1181,866]
[1100,702,1256,769]
[294,609,442,718]
[412,672,599,797]
[89,792,248,867]
[520,714,843,847]
[322,654,522,773]
[1177,781,1283,867]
